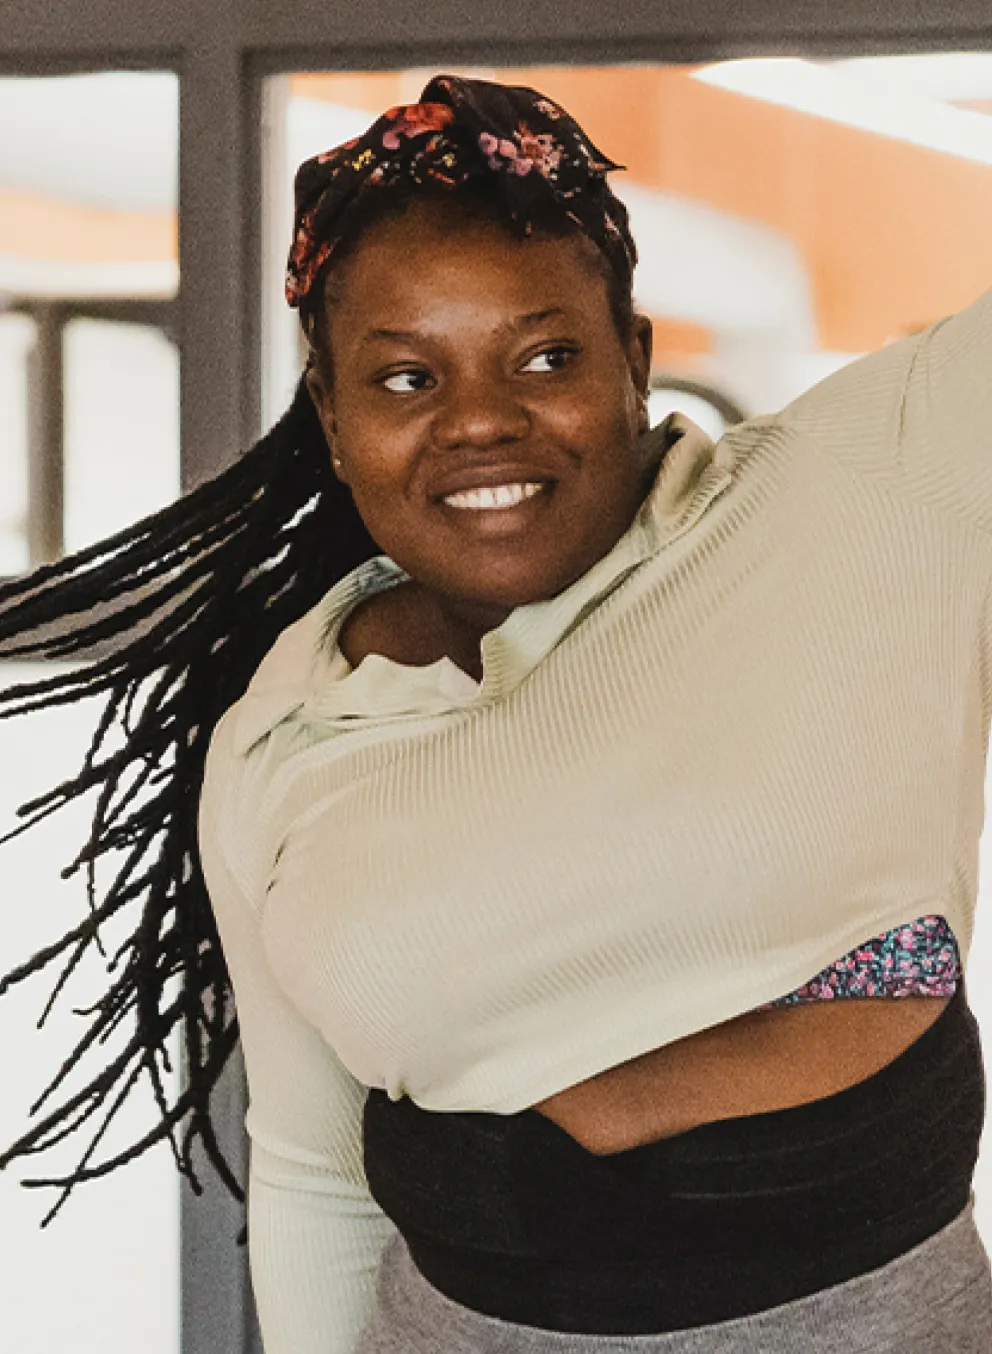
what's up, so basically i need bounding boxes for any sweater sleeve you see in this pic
[778,284,992,534]
[197,710,397,1354]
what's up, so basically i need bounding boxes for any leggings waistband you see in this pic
[356,1200,992,1353]
[362,983,987,1334]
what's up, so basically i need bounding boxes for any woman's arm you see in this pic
[779,285,992,533]
[198,713,396,1354]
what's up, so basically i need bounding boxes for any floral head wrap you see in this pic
[285,72,636,335]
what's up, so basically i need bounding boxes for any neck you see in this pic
[415,592,509,682]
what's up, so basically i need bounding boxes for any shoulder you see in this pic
[338,581,447,669]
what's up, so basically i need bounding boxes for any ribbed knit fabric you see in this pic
[197,284,992,1354]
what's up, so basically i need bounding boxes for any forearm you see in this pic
[248,1151,397,1354]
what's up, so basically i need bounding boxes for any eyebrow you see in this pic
[516,308,569,326]
[359,309,571,346]
[361,328,421,345]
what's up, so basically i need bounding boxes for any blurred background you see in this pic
[261,61,992,439]
[2,41,992,1354]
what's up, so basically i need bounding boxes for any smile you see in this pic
[442,481,547,511]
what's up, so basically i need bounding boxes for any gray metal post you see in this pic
[180,1045,263,1354]
[177,19,265,1353]
[178,30,254,492]
[25,304,65,566]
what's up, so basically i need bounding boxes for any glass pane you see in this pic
[262,58,992,1252]
[0,72,179,567]
[0,313,33,573]
[0,68,179,1354]
[63,319,180,554]
[0,72,178,299]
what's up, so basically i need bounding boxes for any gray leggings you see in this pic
[354,1197,992,1353]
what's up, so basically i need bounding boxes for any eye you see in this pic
[379,368,434,394]
[519,345,578,374]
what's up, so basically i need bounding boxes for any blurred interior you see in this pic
[260,60,992,435]
[2,51,992,1354]
[0,72,179,573]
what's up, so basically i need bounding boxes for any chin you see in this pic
[461,567,580,612]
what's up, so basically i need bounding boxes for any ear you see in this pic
[304,358,348,483]
[627,314,653,433]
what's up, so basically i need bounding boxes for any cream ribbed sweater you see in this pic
[197,284,992,1353]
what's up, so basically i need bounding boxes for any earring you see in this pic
[332,454,344,474]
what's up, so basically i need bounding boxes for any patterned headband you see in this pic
[285,73,637,334]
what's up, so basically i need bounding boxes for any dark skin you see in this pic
[305,200,653,681]
[305,198,950,1155]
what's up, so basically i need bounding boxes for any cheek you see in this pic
[336,412,418,487]
[568,383,639,459]
[340,473,405,534]
[334,438,424,547]
[543,371,628,432]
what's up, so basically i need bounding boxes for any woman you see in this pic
[1,73,991,1352]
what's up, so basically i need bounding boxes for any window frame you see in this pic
[1,5,991,1352]
[6,298,177,569]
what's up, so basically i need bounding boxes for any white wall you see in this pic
[0,666,180,1354]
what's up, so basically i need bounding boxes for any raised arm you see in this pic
[780,285,992,534]
[198,711,396,1354]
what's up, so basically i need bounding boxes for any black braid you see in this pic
[0,165,637,1236]
[0,376,376,1228]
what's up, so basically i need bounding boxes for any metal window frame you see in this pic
[1,5,991,1353]
[6,298,178,568]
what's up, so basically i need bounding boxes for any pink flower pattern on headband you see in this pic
[381,102,455,150]
[285,74,635,317]
[479,124,562,179]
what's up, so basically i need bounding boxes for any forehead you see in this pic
[325,199,611,321]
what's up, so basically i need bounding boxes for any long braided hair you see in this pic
[0,73,637,1229]
[0,383,376,1225]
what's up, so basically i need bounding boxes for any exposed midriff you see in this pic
[531,994,952,1155]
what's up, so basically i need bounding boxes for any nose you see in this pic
[431,375,531,450]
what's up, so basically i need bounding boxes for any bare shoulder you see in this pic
[338,581,445,668]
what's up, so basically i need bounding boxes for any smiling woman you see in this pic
[2,70,992,1354]
[305,198,652,676]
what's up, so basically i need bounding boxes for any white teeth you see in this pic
[443,481,545,511]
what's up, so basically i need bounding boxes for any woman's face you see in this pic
[306,199,653,635]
